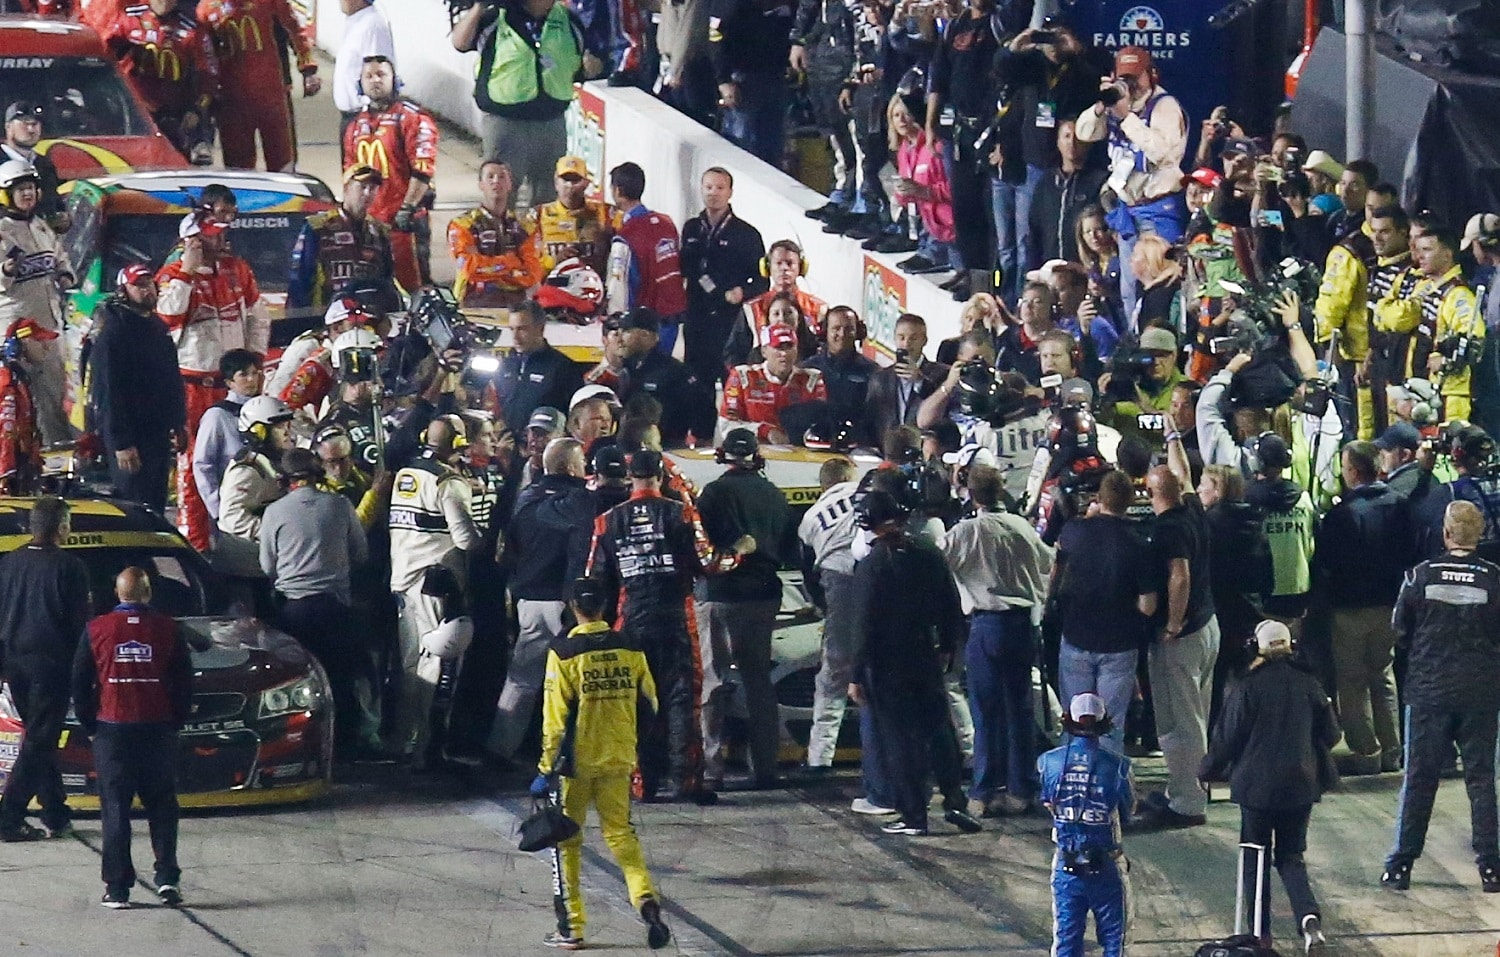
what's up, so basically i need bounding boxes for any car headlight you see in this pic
[258,674,325,719]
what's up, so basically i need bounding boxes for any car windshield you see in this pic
[102,212,308,294]
[0,56,152,138]
[70,548,213,617]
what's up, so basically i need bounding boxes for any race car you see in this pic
[0,14,185,178]
[0,497,333,809]
[62,168,337,425]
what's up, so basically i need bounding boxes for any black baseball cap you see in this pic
[1252,433,1292,471]
[5,101,42,124]
[593,443,628,480]
[628,449,663,478]
[1374,421,1422,452]
[720,427,759,460]
[570,577,609,606]
[856,489,909,530]
[617,307,660,334]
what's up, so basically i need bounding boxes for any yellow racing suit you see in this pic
[1417,266,1483,422]
[1315,224,1376,438]
[526,198,621,275]
[540,620,659,942]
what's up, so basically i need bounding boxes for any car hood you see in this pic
[181,617,314,691]
[39,135,187,180]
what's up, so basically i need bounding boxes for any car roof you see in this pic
[88,170,333,198]
[0,497,189,551]
[0,15,107,58]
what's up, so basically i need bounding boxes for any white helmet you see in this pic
[330,326,382,368]
[237,394,293,434]
[534,257,604,319]
[420,616,474,660]
[0,159,38,190]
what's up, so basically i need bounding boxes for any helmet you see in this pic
[330,326,382,368]
[1448,423,1496,471]
[420,616,474,660]
[535,258,604,320]
[855,489,909,531]
[237,395,293,435]
[0,159,38,191]
[1046,404,1099,456]
[803,418,853,452]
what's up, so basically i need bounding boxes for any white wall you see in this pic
[312,0,963,356]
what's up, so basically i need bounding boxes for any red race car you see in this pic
[0,13,185,179]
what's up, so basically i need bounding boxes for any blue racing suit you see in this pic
[1038,735,1135,957]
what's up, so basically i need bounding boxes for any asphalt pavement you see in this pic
[6,59,1499,957]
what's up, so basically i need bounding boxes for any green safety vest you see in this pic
[476,3,583,112]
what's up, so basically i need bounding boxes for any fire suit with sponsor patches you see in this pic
[343,100,439,292]
[0,211,71,444]
[587,487,723,797]
[718,362,826,443]
[0,360,41,494]
[448,206,543,309]
[527,198,621,275]
[1038,734,1135,957]
[540,620,659,942]
[101,3,219,159]
[156,254,271,551]
[286,208,396,313]
[198,0,315,171]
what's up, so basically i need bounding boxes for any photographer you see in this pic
[864,313,949,446]
[1099,326,1185,450]
[1191,105,1245,172]
[1074,47,1188,319]
[1259,171,1331,269]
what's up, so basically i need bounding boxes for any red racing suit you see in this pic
[0,361,41,496]
[155,255,271,551]
[197,0,316,171]
[100,3,219,158]
[343,100,439,292]
[587,488,724,797]
[277,341,335,414]
[718,362,827,442]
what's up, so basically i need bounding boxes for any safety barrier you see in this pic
[311,0,963,354]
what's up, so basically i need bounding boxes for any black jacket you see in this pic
[996,47,1107,170]
[0,544,92,674]
[708,0,794,82]
[1393,550,1500,711]
[1200,657,1340,810]
[620,350,715,447]
[496,343,584,438]
[696,467,791,603]
[862,360,948,448]
[507,473,597,601]
[802,349,877,428]
[89,298,186,453]
[680,209,767,324]
[1205,500,1271,641]
[850,534,964,690]
[1030,165,1108,265]
[1314,480,1412,607]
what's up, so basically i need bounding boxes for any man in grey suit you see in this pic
[862,314,950,447]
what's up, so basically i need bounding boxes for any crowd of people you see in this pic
[1,0,1500,953]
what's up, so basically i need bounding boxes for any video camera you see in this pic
[1104,344,1157,402]
[897,446,954,515]
[1212,258,1320,357]
[404,287,501,374]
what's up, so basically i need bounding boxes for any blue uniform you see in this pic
[1038,735,1135,957]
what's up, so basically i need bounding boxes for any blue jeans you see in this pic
[1058,640,1138,754]
[990,164,1044,306]
[967,609,1038,801]
[721,72,787,166]
[655,320,679,357]
[859,695,891,807]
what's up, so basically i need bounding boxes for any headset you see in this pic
[1037,328,1082,378]
[817,305,869,345]
[759,239,810,279]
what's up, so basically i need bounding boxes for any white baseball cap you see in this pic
[1255,619,1293,654]
[569,383,618,410]
[941,443,998,470]
[1462,212,1500,252]
[1068,693,1107,722]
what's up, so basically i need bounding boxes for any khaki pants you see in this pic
[487,599,566,759]
[1330,605,1401,762]
[1147,617,1220,817]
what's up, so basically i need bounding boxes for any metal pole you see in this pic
[1345,0,1373,160]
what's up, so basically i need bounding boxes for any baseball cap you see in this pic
[179,212,228,239]
[342,163,384,186]
[616,307,660,334]
[323,296,375,327]
[4,101,42,124]
[526,406,565,434]
[1388,377,1439,405]
[1252,433,1292,471]
[628,448,663,478]
[941,442,998,469]
[1068,692,1107,722]
[1113,46,1152,77]
[720,427,760,460]
[570,576,609,606]
[761,324,797,350]
[116,263,154,287]
[1139,326,1177,353]
[570,383,618,410]
[1025,258,1069,283]
[1462,212,1500,252]
[1300,149,1344,181]
[592,443,628,480]
[1254,619,1293,654]
[1188,167,1224,190]
[1374,421,1422,452]
[5,318,57,341]
[555,155,590,180]
[1061,377,1093,404]
[1221,137,1260,158]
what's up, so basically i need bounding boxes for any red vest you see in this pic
[87,604,186,725]
[619,210,687,318]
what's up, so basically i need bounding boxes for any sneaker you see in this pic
[156,884,183,907]
[880,818,927,835]
[943,807,983,834]
[640,897,671,949]
[949,280,972,302]
[100,888,130,909]
[1301,914,1327,955]
[873,234,919,254]
[1380,860,1412,890]
[805,201,847,222]
[1480,861,1500,893]
[843,217,886,241]
[43,820,72,839]
[850,797,897,816]
[0,823,46,842]
[543,931,584,950]
[937,273,967,292]
[821,209,861,234]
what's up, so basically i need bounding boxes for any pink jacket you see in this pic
[897,134,954,244]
